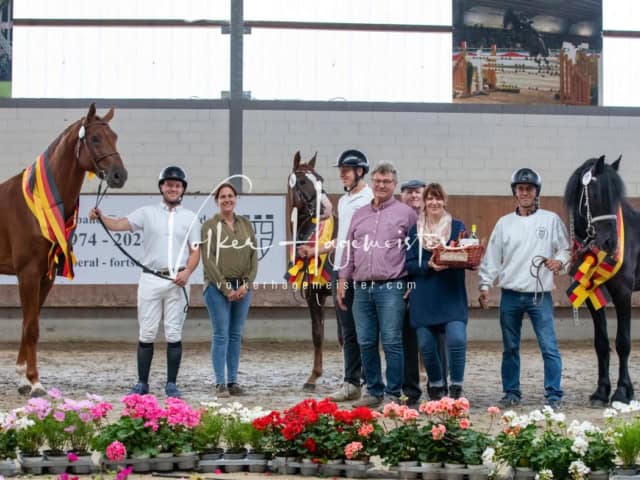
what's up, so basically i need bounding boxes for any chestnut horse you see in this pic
[0,103,127,396]
[286,152,337,391]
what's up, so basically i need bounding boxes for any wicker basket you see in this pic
[432,244,485,269]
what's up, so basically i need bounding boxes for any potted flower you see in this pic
[379,402,421,479]
[193,404,225,459]
[492,410,539,472]
[0,412,18,477]
[8,407,45,474]
[612,417,640,474]
[567,420,615,479]
[221,416,251,472]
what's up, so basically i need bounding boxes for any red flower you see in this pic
[351,407,374,422]
[304,438,317,453]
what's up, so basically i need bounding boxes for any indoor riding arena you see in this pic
[1,1,640,479]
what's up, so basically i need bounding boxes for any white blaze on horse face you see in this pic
[78,125,86,139]
[290,206,298,263]
[582,171,592,186]
[314,179,323,264]
[289,173,297,189]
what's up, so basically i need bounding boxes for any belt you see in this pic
[147,267,186,276]
[356,277,406,287]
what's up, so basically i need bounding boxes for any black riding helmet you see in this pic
[334,149,369,174]
[511,167,541,196]
[158,165,188,191]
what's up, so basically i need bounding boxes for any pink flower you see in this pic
[401,408,419,422]
[459,418,471,429]
[67,452,79,462]
[115,466,133,480]
[382,402,402,418]
[487,406,501,415]
[358,423,374,437]
[58,473,69,480]
[48,388,62,399]
[344,441,364,460]
[431,424,446,440]
[106,441,127,461]
[215,468,222,474]
[53,410,66,422]
[64,425,76,433]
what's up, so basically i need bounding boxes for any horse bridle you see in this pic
[577,169,617,243]
[75,119,121,179]
[289,169,324,219]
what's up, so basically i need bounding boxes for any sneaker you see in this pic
[215,384,230,398]
[328,382,362,402]
[498,394,521,408]
[352,393,383,408]
[449,384,464,400]
[382,394,401,407]
[165,382,182,398]
[545,398,563,410]
[128,382,149,395]
[227,383,244,396]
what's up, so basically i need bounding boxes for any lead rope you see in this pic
[569,211,580,326]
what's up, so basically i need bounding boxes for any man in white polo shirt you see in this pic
[89,165,200,398]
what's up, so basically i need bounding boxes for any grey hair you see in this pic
[371,161,398,183]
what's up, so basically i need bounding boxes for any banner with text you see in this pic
[0,194,286,285]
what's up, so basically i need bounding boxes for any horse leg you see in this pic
[611,295,634,404]
[303,292,326,391]
[16,272,51,397]
[587,301,611,407]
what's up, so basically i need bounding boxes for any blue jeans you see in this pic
[499,289,563,401]
[352,280,406,398]
[204,284,252,385]
[332,270,363,386]
[416,321,466,386]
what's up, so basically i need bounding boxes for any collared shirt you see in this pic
[339,196,417,282]
[333,184,373,271]
[127,202,199,271]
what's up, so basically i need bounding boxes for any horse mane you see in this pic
[564,157,626,214]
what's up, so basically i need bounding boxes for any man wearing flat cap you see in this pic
[400,179,426,213]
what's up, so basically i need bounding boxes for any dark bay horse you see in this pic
[286,152,337,391]
[0,103,127,396]
[564,155,638,405]
[503,8,549,65]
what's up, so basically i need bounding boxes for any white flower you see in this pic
[602,408,618,419]
[611,401,633,413]
[482,447,497,473]
[571,435,589,456]
[528,409,544,422]
[552,412,566,424]
[512,414,532,428]
[536,468,554,480]
[569,460,590,480]
[542,406,555,416]
[628,400,640,412]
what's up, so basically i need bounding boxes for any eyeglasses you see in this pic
[372,179,395,186]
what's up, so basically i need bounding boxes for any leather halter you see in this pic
[75,119,120,178]
[578,169,617,242]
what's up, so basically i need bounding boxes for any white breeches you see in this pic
[137,273,189,343]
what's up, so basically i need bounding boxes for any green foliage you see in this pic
[582,430,616,472]
[193,410,224,453]
[0,429,17,460]
[460,429,493,466]
[15,423,45,457]
[494,423,538,468]
[379,423,420,466]
[529,430,574,480]
[91,416,157,457]
[222,417,251,452]
[613,418,640,467]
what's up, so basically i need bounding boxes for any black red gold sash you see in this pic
[285,217,334,289]
[567,207,624,310]
[22,152,79,279]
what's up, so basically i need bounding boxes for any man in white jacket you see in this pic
[478,168,570,409]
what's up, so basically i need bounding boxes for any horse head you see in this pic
[288,151,325,219]
[564,155,625,253]
[74,103,128,189]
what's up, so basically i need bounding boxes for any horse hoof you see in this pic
[17,384,31,396]
[302,383,316,392]
[30,385,46,397]
[589,397,608,408]
[611,388,632,405]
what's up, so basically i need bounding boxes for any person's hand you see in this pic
[336,279,348,311]
[428,257,449,271]
[235,284,249,300]
[226,290,239,302]
[403,285,412,300]
[88,207,101,221]
[173,268,191,287]
[479,290,490,309]
[297,244,314,258]
[545,259,563,274]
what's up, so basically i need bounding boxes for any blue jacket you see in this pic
[405,219,468,328]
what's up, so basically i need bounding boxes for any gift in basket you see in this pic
[431,224,485,269]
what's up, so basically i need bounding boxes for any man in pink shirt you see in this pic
[337,162,417,408]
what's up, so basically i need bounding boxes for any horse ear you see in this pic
[611,155,622,171]
[87,103,96,119]
[293,151,301,170]
[594,155,606,175]
[102,107,115,123]
[309,152,317,168]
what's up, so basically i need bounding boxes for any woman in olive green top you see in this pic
[201,183,258,398]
